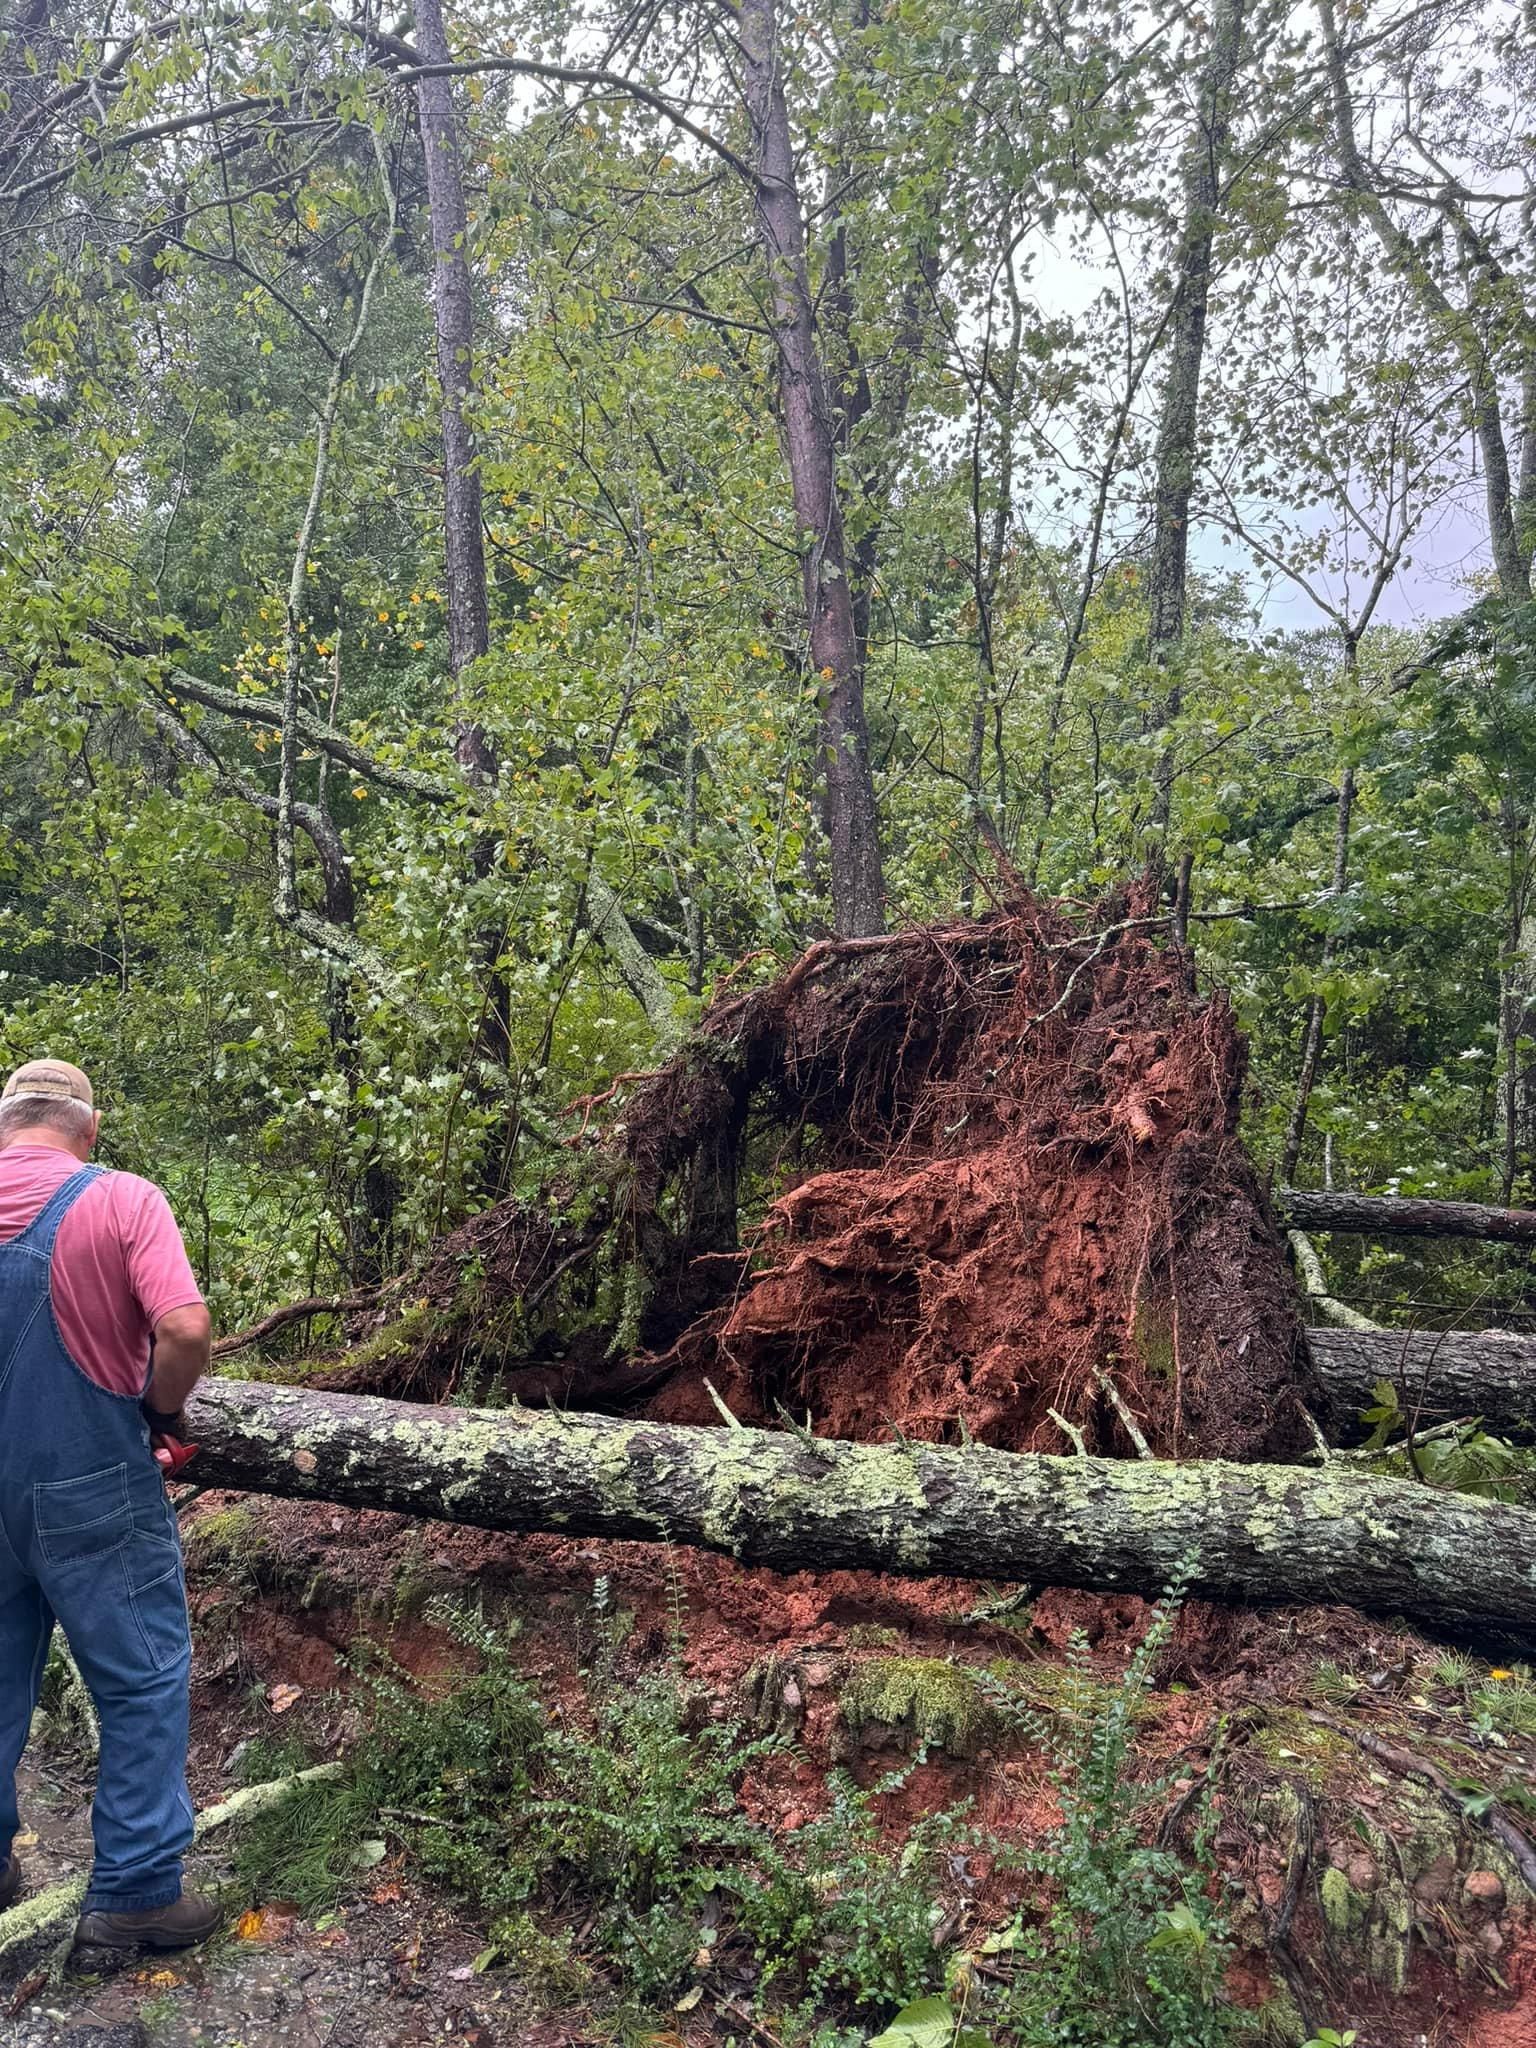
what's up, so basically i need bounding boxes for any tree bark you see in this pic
[1279,762,1356,1182]
[1278,1187,1536,1244]
[740,0,885,938]
[1146,0,1244,655]
[312,1314,1536,1442]
[411,0,489,697]
[1144,0,1244,850]
[184,1378,1536,1638]
[1307,1325,1536,1440]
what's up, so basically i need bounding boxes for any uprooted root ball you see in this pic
[343,885,1320,1463]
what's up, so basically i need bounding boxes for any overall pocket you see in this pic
[123,1532,190,1675]
[34,1463,132,1566]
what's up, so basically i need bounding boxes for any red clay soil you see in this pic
[626,889,1319,1460]
[186,1493,1535,2048]
[1465,1925,1536,2048]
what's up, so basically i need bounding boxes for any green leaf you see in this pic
[868,1997,961,2048]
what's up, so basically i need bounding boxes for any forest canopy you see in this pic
[0,0,1532,1334]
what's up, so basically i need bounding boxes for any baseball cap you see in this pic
[1,1059,95,1109]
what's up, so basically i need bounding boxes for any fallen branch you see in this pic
[1279,1189,1536,1245]
[181,1378,1536,1641]
[1288,1231,1383,1332]
[1307,1327,1536,1439]
[212,1290,381,1358]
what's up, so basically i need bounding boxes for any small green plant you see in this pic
[973,1560,1234,2047]
[1434,1652,1478,1690]
[742,1764,966,2017]
[1359,1381,1518,1498]
[1430,1653,1536,1743]
[866,1992,993,2048]
[1469,1665,1536,1740]
[1310,1660,1362,1705]
[537,1671,790,2002]
[1301,2030,1357,2048]
[231,1598,968,2029]
[473,1910,593,1999]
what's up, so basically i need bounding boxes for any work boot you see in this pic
[0,1853,19,1910]
[76,1889,222,1950]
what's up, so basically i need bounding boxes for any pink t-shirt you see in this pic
[0,1144,206,1395]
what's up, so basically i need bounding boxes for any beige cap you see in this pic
[1,1059,95,1108]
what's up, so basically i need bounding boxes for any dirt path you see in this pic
[3,1759,515,2048]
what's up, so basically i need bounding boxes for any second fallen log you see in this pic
[1279,1188,1536,1244]
[184,1378,1536,1642]
[1308,1327,1536,1438]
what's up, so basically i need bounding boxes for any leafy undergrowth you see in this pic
[172,1493,1536,2048]
[231,1582,1236,2048]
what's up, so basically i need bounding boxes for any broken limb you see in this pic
[182,1378,1536,1641]
[1288,1229,1383,1333]
[1278,1188,1536,1245]
[1306,1327,1536,1440]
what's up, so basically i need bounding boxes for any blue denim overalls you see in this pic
[0,1167,194,1911]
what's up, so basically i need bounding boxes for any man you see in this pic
[0,1059,220,1950]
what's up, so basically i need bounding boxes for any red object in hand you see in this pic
[152,1435,199,1476]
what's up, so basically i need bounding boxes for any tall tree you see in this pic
[1145,0,1247,850]
[1315,0,1535,604]
[411,0,491,737]
[739,0,885,937]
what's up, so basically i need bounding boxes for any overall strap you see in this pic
[13,1165,104,1256]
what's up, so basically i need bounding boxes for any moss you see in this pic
[1130,1307,1175,1381]
[1366,1869,1413,1995]
[839,1656,996,1759]
[336,1300,438,1374]
[227,1348,348,1387]
[1254,1984,1308,2046]
[484,1911,593,2001]
[184,1503,268,1568]
[844,1624,901,1650]
[1319,1863,1365,1938]
[1249,1710,1356,1788]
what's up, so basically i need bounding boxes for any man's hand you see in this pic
[152,1433,199,1476]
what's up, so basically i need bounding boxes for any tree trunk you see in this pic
[1307,1325,1536,1440]
[740,0,885,938]
[299,1316,1536,1442]
[411,0,489,697]
[1496,807,1536,1206]
[1316,0,1533,603]
[185,1378,1536,1638]
[1145,0,1245,848]
[410,0,677,1080]
[1278,1187,1536,1243]
[1279,762,1356,1181]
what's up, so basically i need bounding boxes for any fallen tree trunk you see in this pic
[1308,1326,1536,1437]
[1279,1188,1536,1244]
[184,1379,1536,1641]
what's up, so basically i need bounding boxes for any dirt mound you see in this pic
[336,886,1318,1462]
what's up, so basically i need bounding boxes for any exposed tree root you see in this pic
[1312,1713,1536,1896]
